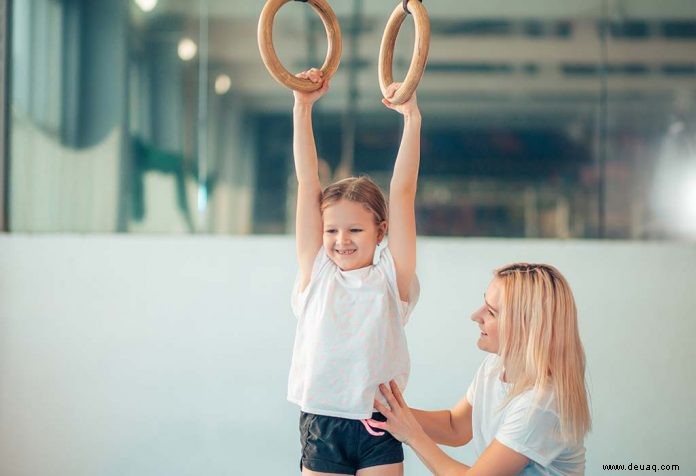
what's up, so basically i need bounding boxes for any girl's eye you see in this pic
[325,229,336,234]
[350,228,362,233]
[487,309,495,317]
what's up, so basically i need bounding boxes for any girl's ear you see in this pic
[377,221,387,243]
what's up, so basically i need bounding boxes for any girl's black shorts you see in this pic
[299,411,404,474]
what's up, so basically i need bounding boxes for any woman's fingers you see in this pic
[366,418,387,429]
[379,383,401,410]
[389,380,407,407]
[373,397,391,415]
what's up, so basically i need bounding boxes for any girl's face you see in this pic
[471,279,502,354]
[322,199,386,271]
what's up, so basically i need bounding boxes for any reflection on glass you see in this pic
[215,75,231,95]
[7,0,696,239]
[134,0,158,14]
[177,38,197,62]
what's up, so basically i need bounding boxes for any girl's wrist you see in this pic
[294,101,314,111]
[403,110,422,121]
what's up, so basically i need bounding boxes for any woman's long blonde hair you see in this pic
[495,263,591,444]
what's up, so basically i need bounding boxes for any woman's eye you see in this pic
[325,229,336,234]
[487,309,495,317]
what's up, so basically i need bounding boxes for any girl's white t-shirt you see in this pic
[288,245,419,419]
[466,354,586,475]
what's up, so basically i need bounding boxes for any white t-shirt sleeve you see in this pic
[466,354,492,405]
[399,275,420,324]
[466,378,476,405]
[291,248,329,318]
[495,398,566,467]
[378,246,419,324]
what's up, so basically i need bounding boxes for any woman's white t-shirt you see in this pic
[288,245,419,420]
[466,354,586,475]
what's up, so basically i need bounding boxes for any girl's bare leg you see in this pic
[356,462,404,476]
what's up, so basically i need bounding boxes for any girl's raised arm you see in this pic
[382,83,420,301]
[293,70,329,291]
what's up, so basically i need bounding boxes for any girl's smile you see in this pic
[335,249,356,255]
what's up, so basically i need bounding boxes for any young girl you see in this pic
[288,67,421,476]
[372,263,591,475]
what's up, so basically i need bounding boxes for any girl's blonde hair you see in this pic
[494,263,591,444]
[320,176,388,225]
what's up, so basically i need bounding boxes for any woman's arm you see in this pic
[382,83,420,301]
[293,70,329,291]
[405,434,529,476]
[372,381,529,475]
[411,395,473,447]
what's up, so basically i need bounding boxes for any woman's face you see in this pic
[471,279,502,353]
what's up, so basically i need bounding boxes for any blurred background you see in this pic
[4,0,696,239]
[1,1,696,475]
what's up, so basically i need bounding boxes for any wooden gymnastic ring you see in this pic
[258,0,342,92]
[378,0,430,105]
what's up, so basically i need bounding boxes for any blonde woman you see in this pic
[368,263,591,475]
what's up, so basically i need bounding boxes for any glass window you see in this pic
[6,0,696,239]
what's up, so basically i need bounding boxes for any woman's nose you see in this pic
[471,307,483,323]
